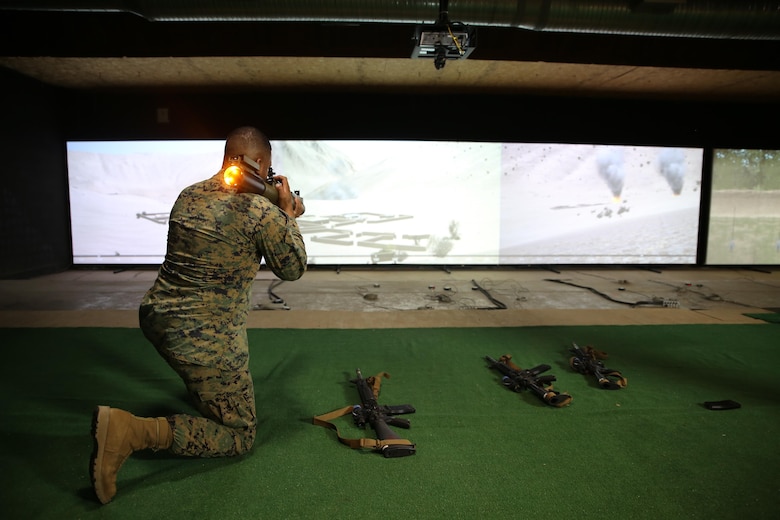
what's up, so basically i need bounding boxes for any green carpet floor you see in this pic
[1,324,778,519]
[743,312,780,324]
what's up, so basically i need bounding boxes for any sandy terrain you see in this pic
[67,141,705,266]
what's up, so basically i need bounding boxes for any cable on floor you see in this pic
[267,279,290,310]
[544,278,669,308]
[470,279,508,310]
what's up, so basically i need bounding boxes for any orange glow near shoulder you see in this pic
[223,165,242,187]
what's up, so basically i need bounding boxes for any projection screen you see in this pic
[706,149,780,266]
[67,140,703,266]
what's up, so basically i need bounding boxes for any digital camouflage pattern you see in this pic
[161,362,257,457]
[139,172,306,457]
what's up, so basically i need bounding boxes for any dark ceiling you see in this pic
[1,2,780,102]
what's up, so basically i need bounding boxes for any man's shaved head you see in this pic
[223,126,272,166]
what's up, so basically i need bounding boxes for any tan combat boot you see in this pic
[90,406,173,504]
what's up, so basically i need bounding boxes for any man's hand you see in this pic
[293,198,305,217]
[272,175,297,217]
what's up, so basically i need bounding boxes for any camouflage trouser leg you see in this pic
[166,362,257,457]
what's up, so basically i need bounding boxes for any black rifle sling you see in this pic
[312,372,414,452]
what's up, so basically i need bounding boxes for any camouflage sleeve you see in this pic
[256,208,307,281]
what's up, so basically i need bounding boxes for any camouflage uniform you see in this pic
[139,172,306,457]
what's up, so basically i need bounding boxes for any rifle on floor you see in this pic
[485,354,572,407]
[569,342,627,390]
[313,369,416,458]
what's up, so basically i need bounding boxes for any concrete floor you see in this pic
[1,266,778,316]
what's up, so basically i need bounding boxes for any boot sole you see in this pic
[90,405,112,504]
